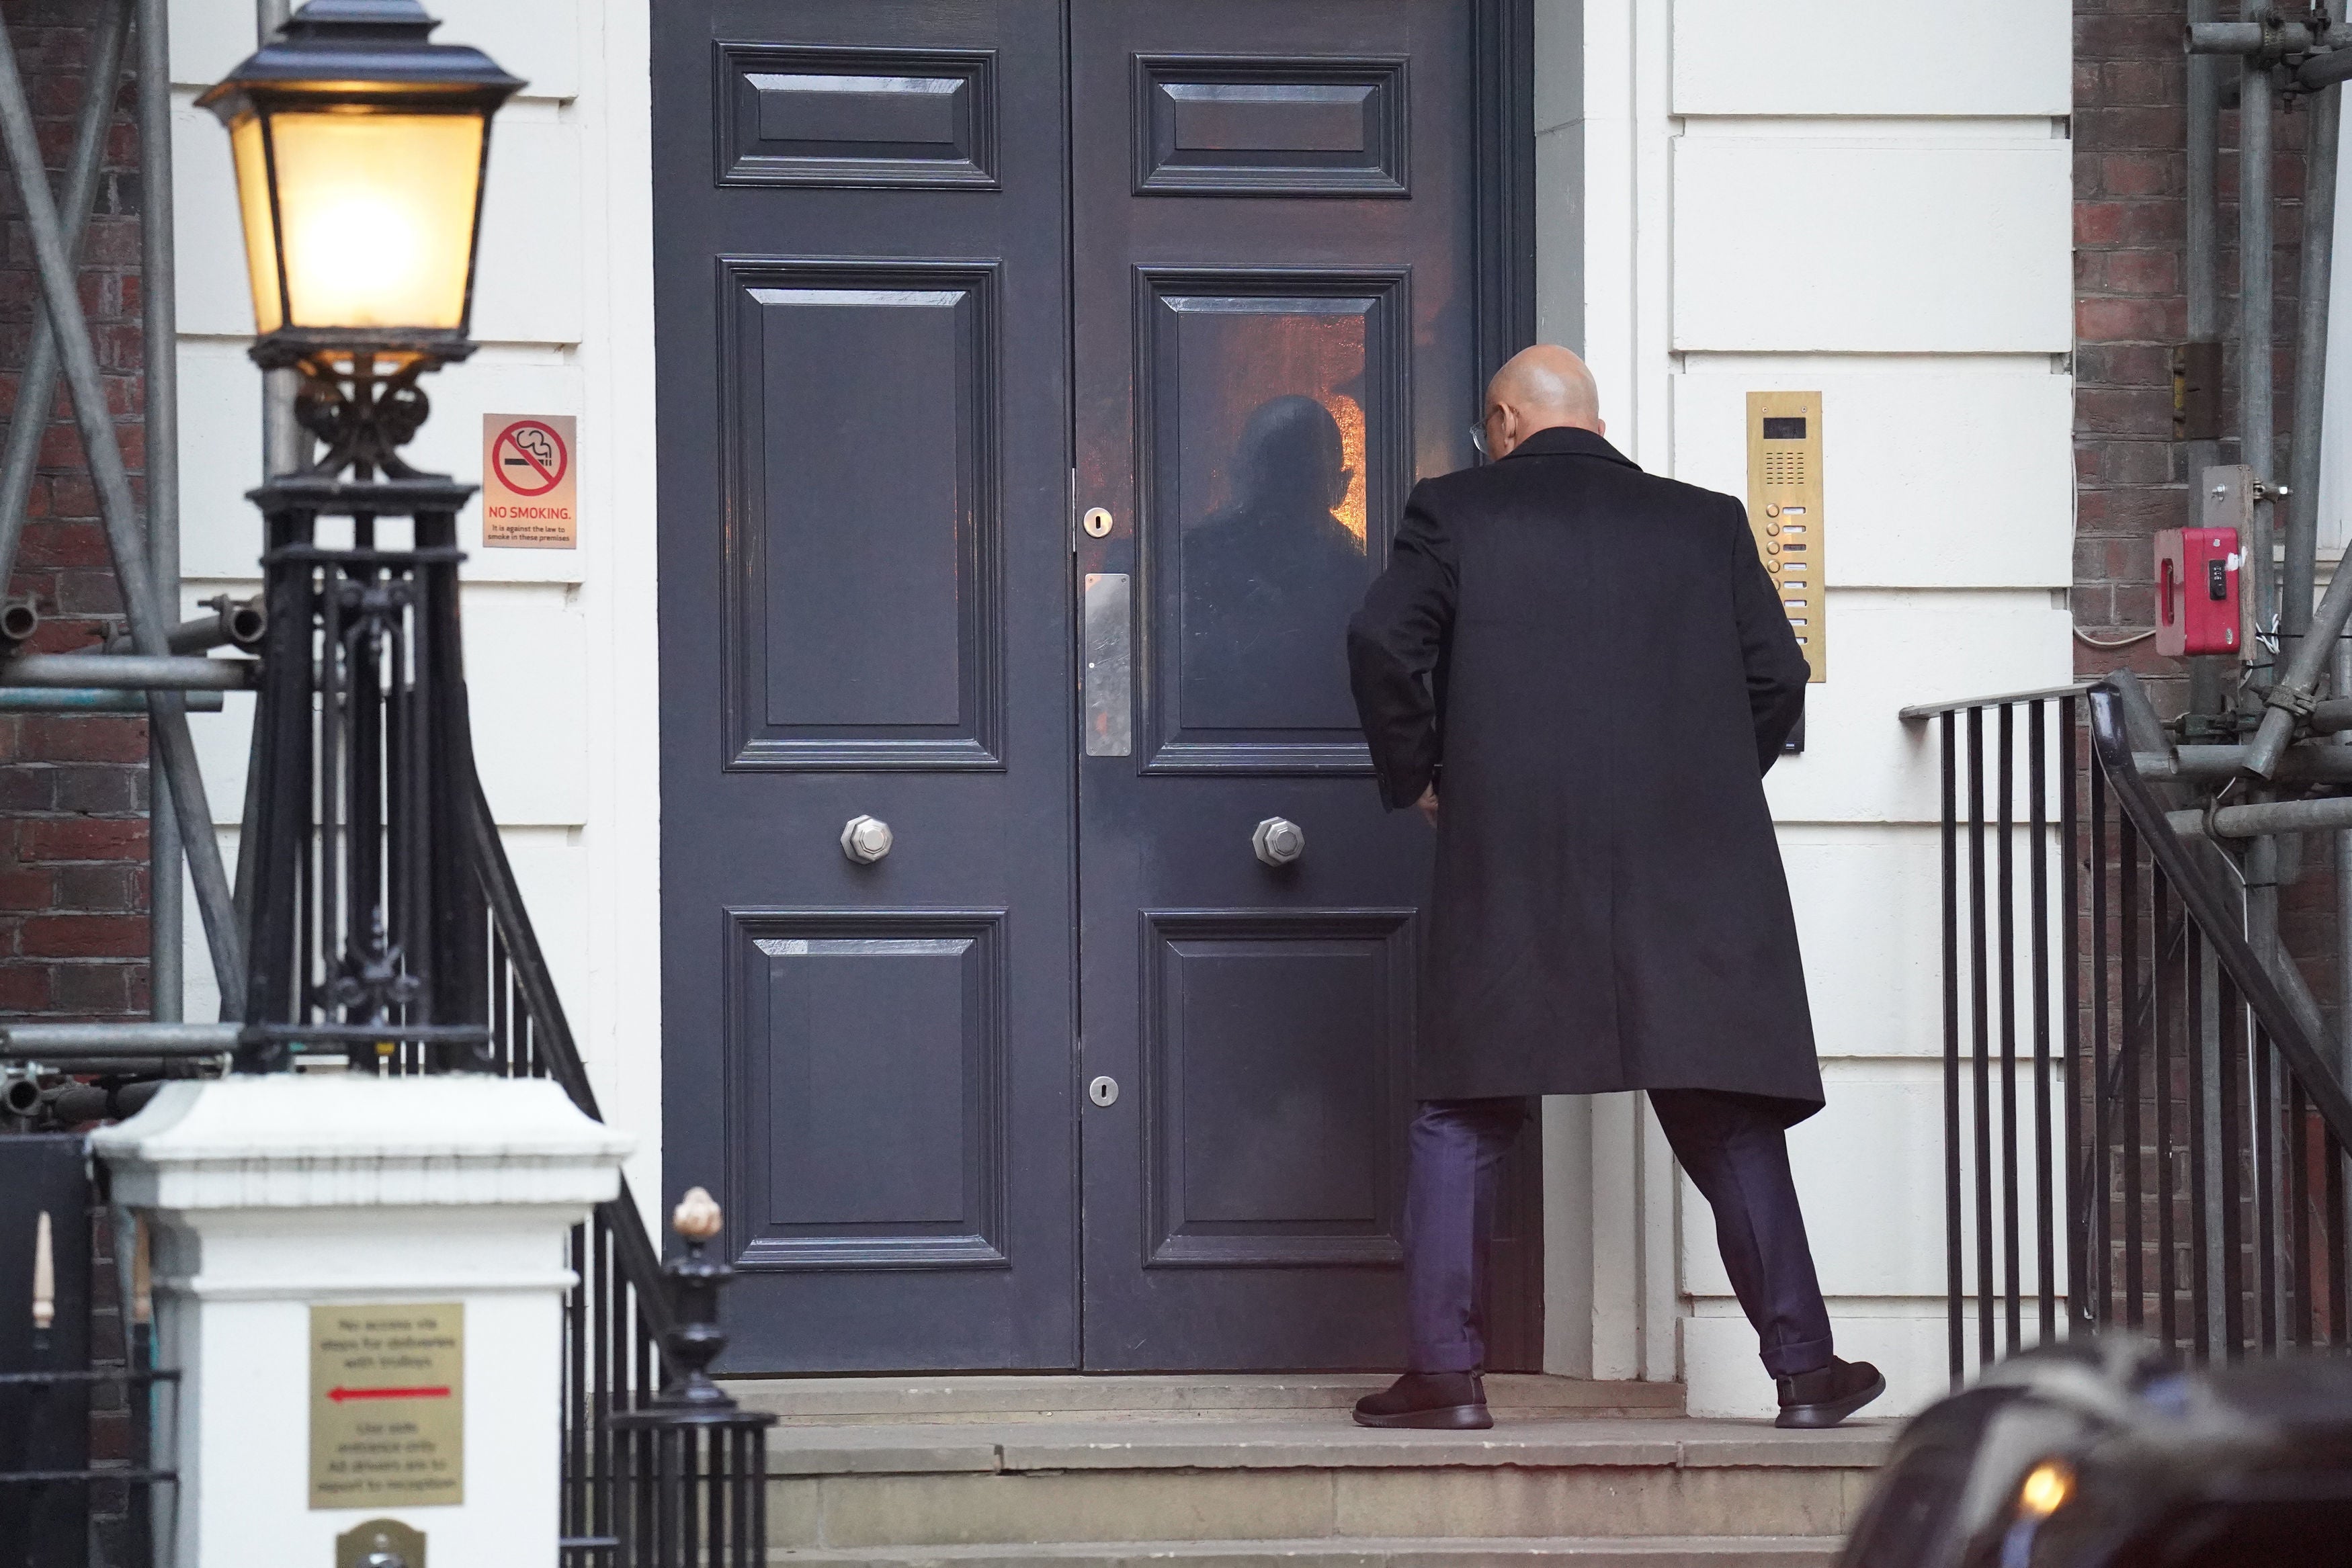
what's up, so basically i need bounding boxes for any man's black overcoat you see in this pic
[1347,425,1821,1123]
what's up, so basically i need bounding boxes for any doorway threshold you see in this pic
[720,1373,1684,1426]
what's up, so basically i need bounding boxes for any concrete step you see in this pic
[731,1375,1685,1426]
[767,1535,1844,1567]
[761,1416,1893,1553]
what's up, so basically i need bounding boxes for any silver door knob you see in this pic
[1089,1076,1120,1106]
[1253,817,1305,867]
[841,815,894,864]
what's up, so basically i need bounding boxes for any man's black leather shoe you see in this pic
[1352,1371,1492,1430]
[1774,1357,1885,1429]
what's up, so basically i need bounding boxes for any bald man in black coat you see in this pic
[1346,346,1883,1431]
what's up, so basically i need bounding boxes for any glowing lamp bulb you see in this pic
[2017,1460,2073,1519]
[200,1,521,352]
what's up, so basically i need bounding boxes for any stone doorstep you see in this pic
[760,1420,1893,1553]
[760,1418,1896,1479]
[764,1536,1845,1567]
[732,1375,1687,1426]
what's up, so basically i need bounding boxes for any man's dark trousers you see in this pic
[1406,1091,1834,1377]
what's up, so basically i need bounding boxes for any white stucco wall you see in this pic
[1545,0,2076,1415]
[165,0,2074,1407]
[164,0,663,1208]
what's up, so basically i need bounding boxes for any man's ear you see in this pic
[1595,417,1606,437]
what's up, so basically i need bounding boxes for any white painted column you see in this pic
[93,1074,631,1568]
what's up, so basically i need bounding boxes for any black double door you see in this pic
[657,0,1538,1373]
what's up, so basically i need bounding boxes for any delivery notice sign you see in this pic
[482,414,577,548]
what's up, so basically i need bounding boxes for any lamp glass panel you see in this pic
[228,114,283,335]
[262,110,485,331]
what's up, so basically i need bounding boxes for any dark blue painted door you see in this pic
[655,0,1079,1370]
[1070,2,1538,1369]
[657,1,1538,1373]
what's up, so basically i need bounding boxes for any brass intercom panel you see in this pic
[1747,392,1825,683]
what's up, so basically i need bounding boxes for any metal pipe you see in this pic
[0,15,246,1010]
[0,655,256,691]
[2189,0,2224,734]
[140,0,182,1030]
[196,595,265,652]
[2136,743,2352,780]
[2245,808,2283,1077]
[2245,48,2279,683]
[0,1022,238,1053]
[2308,694,2352,732]
[2190,20,2273,50]
[2168,794,2352,834]
[24,1057,206,1076]
[2267,928,2338,1074]
[0,0,130,597]
[2187,19,2352,53]
[2252,558,2352,764]
[0,689,222,713]
[2173,0,2230,1288]
[0,1074,38,1117]
[2285,83,2341,663]
[2228,64,2352,775]
[110,598,268,655]
[2339,633,2352,1083]
[44,1079,163,1125]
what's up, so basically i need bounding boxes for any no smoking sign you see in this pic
[481,413,578,548]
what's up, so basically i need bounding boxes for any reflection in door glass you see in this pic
[1177,307,1375,735]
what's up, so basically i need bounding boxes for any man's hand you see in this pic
[1415,785,1439,825]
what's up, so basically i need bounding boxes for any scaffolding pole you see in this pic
[140,0,183,1026]
[0,11,245,1010]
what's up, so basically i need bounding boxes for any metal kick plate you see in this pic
[1083,573,1132,758]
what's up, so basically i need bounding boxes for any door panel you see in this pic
[659,1,1075,1371]
[715,44,999,189]
[1073,1,1538,1370]
[1146,269,1406,760]
[731,913,1009,1271]
[722,261,1005,767]
[1142,911,1412,1268]
[1132,56,1412,197]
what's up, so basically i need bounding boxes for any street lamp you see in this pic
[204,0,522,1072]
[200,0,517,361]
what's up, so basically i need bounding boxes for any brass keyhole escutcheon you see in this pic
[1083,507,1114,538]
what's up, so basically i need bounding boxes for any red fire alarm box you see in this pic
[2154,527,2240,657]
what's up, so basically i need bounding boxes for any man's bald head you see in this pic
[1480,345,1601,460]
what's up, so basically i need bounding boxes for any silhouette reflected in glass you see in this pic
[1181,394,1370,730]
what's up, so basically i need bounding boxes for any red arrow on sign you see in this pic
[329,1385,452,1403]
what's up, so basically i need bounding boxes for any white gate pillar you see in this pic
[93,1072,632,1568]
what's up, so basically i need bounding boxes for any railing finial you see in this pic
[651,1186,737,1411]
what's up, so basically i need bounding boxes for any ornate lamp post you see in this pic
[200,0,520,1072]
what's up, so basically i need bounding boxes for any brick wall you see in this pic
[2074,3,2345,1014]
[2072,0,2318,705]
[0,5,151,1024]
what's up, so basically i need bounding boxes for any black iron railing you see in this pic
[0,1137,175,1568]
[1,773,745,1568]
[455,779,756,1567]
[1916,679,2352,1386]
[1920,687,2082,1380]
